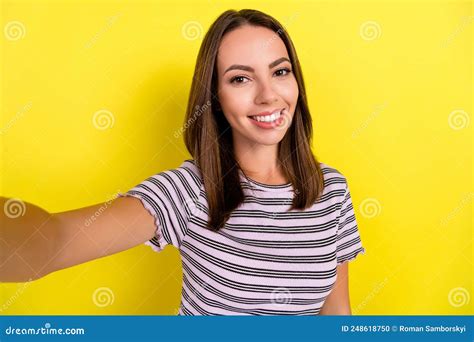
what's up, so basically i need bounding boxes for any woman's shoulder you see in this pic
[144,159,203,198]
[318,161,349,186]
[319,161,343,175]
[178,159,203,181]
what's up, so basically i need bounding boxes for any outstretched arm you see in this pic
[0,195,156,283]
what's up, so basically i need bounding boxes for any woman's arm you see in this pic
[0,195,156,283]
[319,262,352,315]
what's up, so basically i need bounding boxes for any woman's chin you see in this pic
[247,133,286,146]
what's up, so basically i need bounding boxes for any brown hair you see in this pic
[183,9,325,232]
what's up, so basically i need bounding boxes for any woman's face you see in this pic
[216,25,299,147]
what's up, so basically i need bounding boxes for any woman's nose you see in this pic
[254,81,279,104]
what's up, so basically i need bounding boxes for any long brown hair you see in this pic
[183,9,324,232]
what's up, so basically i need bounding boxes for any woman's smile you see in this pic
[248,108,289,129]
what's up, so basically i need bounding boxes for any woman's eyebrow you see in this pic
[223,57,290,75]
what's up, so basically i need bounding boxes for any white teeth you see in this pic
[252,110,282,122]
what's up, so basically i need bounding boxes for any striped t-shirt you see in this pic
[118,159,365,315]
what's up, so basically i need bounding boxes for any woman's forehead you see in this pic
[217,26,289,72]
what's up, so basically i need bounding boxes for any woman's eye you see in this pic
[274,68,292,76]
[229,68,292,84]
[230,76,248,84]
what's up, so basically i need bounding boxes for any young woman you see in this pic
[0,9,365,315]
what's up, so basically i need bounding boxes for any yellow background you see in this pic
[1,0,472,315]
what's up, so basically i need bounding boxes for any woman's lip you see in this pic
[249,108,285,118]
[248,112,285,129]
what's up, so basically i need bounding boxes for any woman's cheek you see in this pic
[229,90,252,113]
[220,94,247,125]
[280,79,298,99]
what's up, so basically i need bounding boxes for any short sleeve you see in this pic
[335,180,366,265]
[117,160,202,252]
